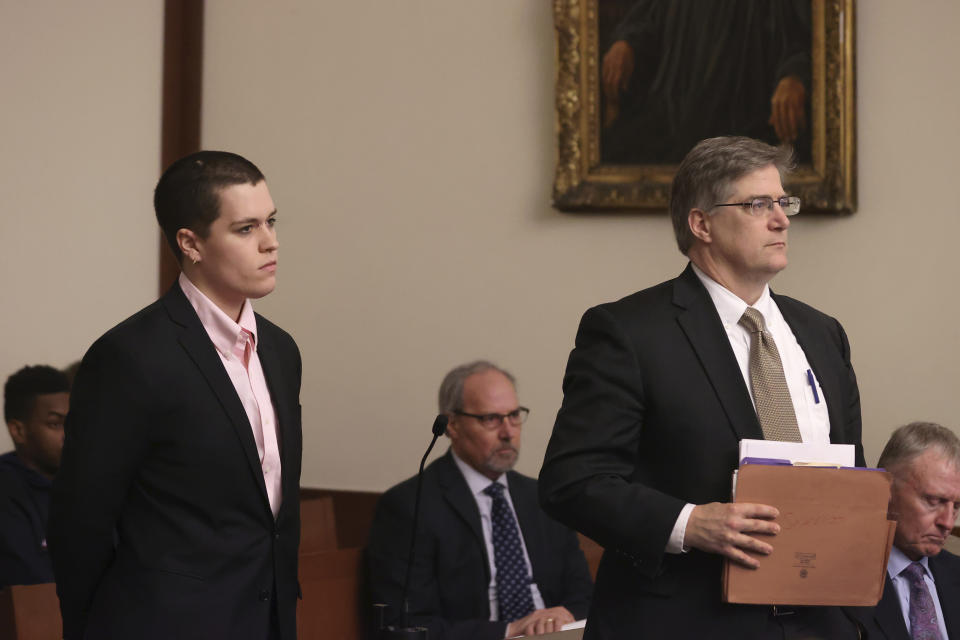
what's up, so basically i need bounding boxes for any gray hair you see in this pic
[437,360,516,414]
[669,136,796,255]
[877,421,960,474]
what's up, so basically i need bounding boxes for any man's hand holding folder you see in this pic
[686,502,782,569]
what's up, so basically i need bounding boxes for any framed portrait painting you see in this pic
[553,0,856,213]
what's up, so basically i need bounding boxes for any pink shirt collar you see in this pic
[179,273,258,362]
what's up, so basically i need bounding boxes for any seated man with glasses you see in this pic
[368,360,593,639]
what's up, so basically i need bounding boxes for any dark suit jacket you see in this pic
[367,450,593,640]
[48,283,302,640]
[848,550,960,639]
[539,264,863,639]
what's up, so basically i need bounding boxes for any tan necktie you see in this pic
[738,307,802,442]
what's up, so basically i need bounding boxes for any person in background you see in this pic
[368,360,593,639]
[0,365,69,586]
[849,421,960,639]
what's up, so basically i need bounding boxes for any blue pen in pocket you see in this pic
[806,369,820,404]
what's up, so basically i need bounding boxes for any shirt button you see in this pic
[259,589,270,602]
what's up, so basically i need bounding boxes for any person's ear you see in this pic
[688,208,713,244]
[445,416,460,442]
[177,228,203,265]
[7,419,27,446]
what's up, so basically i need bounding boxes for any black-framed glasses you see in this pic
[453,407,530,430]
[713,195,801,217]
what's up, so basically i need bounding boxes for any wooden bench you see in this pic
[0,492,611,640]
[0,583,62,640]
[297,547,366,640]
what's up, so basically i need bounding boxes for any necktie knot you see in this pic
[484,482,506,500]
[903,561,928,585]
[739,307,767,333]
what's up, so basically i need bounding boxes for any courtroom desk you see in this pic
[0,583,61,640]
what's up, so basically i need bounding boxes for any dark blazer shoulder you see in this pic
[772,291,845,331]
[931,547,960,570]
[255,312,299,352]
[593,268,694,321]
[931,549,960,637]
[505,468,537,490]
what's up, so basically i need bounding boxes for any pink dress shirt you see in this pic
[179,274,283,518]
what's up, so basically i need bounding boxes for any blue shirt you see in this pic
[0,451,55,585]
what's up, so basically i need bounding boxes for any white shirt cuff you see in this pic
[665,503,695,554]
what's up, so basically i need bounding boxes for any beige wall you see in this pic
[4,2,954,487]
[0,1,162,453]
[201,0,960,491]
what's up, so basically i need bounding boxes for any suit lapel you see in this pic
[162,285,272,513]
[931,552,960,638]
[436,453,489,580]
[674,265,763,442]
[872,575,911,640]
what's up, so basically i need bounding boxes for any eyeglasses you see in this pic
[453,407,530,430]
[713,196,801,217]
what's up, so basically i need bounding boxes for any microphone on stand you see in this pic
[375,414,448,640]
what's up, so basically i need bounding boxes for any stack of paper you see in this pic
[738,439,855,466]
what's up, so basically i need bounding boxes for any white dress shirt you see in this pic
[451,451,545,621]
[887,546,949,640]
[666,265,832,553]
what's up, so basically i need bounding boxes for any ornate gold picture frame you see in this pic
[553,0,856,213]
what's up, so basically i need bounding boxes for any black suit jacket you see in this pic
[848,550,960,639]
[367,451,593,640]
[539,264,863,639]
[49,284,302,640]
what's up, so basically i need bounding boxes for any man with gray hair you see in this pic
[541,136,863,638]
[850,422,960,639]
[367,360,593,639]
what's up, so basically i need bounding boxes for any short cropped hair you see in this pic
[877,421,960,474]
[154,150,265,262]
[438,360,516,414]
[670,136,795,255]
[4,365,70,423]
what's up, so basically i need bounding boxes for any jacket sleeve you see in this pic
[539,305,685,578]
[48,338,152,639]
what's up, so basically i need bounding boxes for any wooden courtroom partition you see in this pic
[297,547,366,640]
[0,583,62,640]
[0,490,606,640]
[300,488,381,549]
[300,495,339,553]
